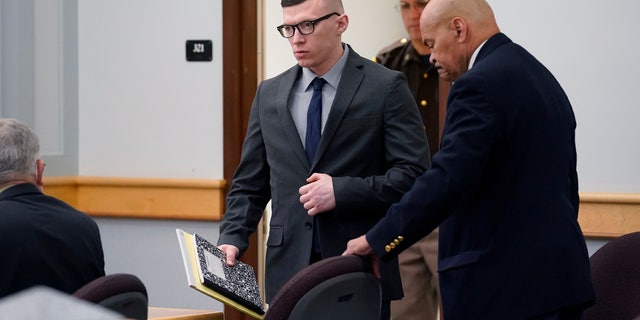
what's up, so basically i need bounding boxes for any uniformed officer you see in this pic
[373,1,449,319]
[375,36,442,155]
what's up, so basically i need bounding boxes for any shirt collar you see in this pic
[0,184,16,194]
[302,43,349,91]
[468,39,488,70]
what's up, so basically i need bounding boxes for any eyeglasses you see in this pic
[396,1,429,13]
[277,12,340,38]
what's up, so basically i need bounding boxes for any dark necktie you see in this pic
[305,77,326,164]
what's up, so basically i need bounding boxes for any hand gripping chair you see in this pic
[73,273,149,320]
[583,231,640,320]
[263,254,382,320]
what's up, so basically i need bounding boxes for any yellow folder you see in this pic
[176,229,264,320]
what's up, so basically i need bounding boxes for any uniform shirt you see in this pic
[375,39,441,154]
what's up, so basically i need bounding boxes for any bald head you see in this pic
[422,0,498,46]
[419,0,500,81]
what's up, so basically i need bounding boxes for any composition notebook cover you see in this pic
[176,229,265,319]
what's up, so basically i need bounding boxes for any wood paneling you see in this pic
[44,177,640,239]
[222,0,258,193]
[44,176,226,221]
[222,0,259,319]
[579,193,640,239]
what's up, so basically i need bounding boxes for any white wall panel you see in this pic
[34,0,64,156]
[78,0,224,179]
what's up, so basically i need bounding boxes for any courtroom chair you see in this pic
[73,273,148,320]
[263,254,381,320]
[583,231,640,320]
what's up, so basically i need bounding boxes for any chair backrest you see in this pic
[583,231,640,320]
[264,255,381,320]
[73,273,148,320]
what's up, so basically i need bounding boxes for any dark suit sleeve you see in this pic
[366,75,500,260]
[332,72,430,216]
[217,84,271,256]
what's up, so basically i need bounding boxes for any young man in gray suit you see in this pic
[216,0,430,318]
[344,0,595,319]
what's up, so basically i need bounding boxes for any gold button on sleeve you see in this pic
[398,236,404,241]
[385,245,391,252]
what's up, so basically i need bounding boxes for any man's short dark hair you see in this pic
[281,0,307,7]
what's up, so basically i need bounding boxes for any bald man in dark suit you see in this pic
[344,0,595,319]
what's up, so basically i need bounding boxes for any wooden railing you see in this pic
[44,176,226,221]
[44,176,639,238]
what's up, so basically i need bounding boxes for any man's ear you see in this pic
[451,17,466,42]
[336,13,349,34]
[35,159,45,191]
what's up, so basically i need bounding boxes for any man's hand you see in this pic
[299,173,336,216]
[343,235,380,278]
[218,244,240,266]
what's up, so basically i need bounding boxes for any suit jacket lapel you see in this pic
[276,65,310,168]
[315,48,364,165]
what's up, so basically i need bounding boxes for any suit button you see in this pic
[421,100,428,107]
[423,72,429,79]
[397,236,404,242]
[304,222,312,230]
[385,245,391,252]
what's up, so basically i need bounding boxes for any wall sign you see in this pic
[186,40,212,62]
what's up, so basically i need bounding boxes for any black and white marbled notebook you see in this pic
[193,233,264,315]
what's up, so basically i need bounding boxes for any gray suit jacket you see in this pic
[218,45,430,302]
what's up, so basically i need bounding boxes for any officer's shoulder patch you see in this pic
[377,38,409,56]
